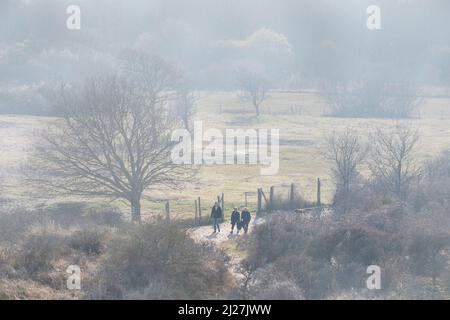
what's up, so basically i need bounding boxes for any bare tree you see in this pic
[121,50,180,107]
[321,79,422,118]
[369,124,421,200]
[36,73,188,223]
[123,50,195,131]
[237,69,270,116]
[323,128,367,209]
[173,88,195,132]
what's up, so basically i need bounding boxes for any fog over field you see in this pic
[1,0,450,92]
[1,0,450,303]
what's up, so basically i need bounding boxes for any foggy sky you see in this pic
[1,0,449,91]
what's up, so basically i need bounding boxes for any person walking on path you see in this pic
[210,202,223,233]
[241,207,251,234]
[230,207,241,234]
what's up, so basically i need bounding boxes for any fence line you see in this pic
[191,178,323,226]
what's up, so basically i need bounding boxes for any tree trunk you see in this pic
[131,198,141,223]
[255,104,260,116]
[397,162,403,199]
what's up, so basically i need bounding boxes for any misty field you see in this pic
[2,90,450,220]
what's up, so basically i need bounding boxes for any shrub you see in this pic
[0,209,40,243]
[248,269,304,300]
[85,207,124,227]
[245,212,403,299]
[0,246,16,279]
[14,232,66,276]
[270,189,315,211]
[321,80,421,119]
[88,221,230,299]
[69,229,104,255]
[46,202,124,228]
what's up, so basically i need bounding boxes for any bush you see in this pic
[246,213,327,266]
[245,212,403,299]
[88,221,230,299]
[270,189,315,211]
[85,207,124,227]
[14,232,66,276]
[69,229,104,255]
[321,80,421,118]
[0,246,16,279]
[46,202,124,228]
[0,209,40,243]
[248,268,304,300]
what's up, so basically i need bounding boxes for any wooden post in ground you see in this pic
[165,201,170,221]
[257,188,262,213]
[245,192,248,208]
[290,183,295,208]
[269,186,274,212]
[261,189,268,208]
[194,200,198,225]
[317,178,321,207]
[198,197,202,221]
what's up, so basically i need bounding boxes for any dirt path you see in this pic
[187,217,265,281]
[188,217,264,245]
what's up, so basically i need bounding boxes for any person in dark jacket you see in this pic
[230,207,241,234]
[241,207,251,234]
[210,202,222,233]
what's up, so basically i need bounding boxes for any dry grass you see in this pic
[0,278,77,300]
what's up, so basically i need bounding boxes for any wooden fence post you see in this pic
[290,183,295,207]
[269,186,274,212]
[194,200,198,225]
[317,178,321,207]
[198,197,202,221]
[245,192,248,208]
[261,189,268,209]
[257,188,262,213]
[165,201,170,221]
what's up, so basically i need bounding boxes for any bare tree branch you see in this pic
[34,66,191,222]
[237,69,270,116]
[369,124,421,201]
[322,128,367,211]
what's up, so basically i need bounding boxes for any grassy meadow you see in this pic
[1,90,450,221]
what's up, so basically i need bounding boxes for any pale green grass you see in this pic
[2,91,450,220]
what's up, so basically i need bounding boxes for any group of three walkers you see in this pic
[210,202,252,234]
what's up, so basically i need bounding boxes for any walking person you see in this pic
[241,207,252,234]
[210,202,222,233]
[230,207,241,234]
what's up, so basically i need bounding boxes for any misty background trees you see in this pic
[323,124,421,210]
[323,128,367,212]
[369,125,421,200]
[174,89,195,132]
[1,0,450,116]
[320,79,423,118]
[237,69,270,116]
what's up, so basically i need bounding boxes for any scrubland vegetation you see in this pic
[0,204,231,299]
[1,0,450,301]
[2,109,450,299]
